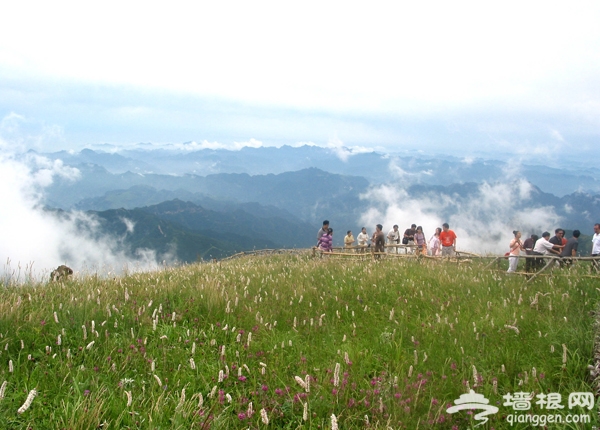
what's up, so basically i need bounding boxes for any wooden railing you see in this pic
[216,246,600,282]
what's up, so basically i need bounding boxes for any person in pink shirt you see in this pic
[318,228,333,252]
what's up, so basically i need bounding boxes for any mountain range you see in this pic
[26,146,600,262]
[35,145,600,196]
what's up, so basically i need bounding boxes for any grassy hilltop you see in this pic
[0,255,598,429]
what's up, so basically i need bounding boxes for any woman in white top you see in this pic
[428,227,442,256]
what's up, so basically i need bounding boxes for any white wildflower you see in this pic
[260,408,269,425]
[331,413,338,430]
[333,363,340,387]
[17,389,37,414]
[294,376,307,390]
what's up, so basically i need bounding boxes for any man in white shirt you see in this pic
[533,232,561,255]
[387,225,400,253]
[533,231,561,270]
[592,223,600,272]
[357,227,369,252]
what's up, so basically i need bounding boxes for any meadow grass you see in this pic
[0,254,598,429]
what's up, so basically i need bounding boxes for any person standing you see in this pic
[403,224,417,254]
[429,227,442,256]
[344,230,355,251]
[387,225,400,253]
[439,223,457,257]
[549,228,566,252]
[357,227,369,252]
[533,232,560,255]
[507,230,523,273]
[592,223,600,272]
[522,233,539,272]
[318,228,333,253]
[373,224,385,258]
[560,229,580,265]
[317,220,330,245]
[414,226,427,255]
[533,231,561,270]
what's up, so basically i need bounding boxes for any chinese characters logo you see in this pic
[446,390,499,427]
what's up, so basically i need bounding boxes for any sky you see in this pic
[1,1,599,163]
[1,1,599,278]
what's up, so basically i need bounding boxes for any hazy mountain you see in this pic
[42,161,600,244]
[91,207,236,262]
[45,167,369,240]
[89,199,315,263]
[138,199,315,249]
[36,145,600,196]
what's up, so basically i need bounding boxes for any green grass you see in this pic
[0,254,598,429]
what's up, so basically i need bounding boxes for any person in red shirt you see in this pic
[439,223,457,257]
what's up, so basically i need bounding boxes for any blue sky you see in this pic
[1,1,599,165]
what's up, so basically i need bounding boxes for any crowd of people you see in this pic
[316,220,458,257]
[316,220,600,272]
[506,223,600,273]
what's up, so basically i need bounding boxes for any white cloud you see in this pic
[3,1,598,117]
[0,144,170,282]
[169,138,265,152]
[550,129,565,142]
[360,179,561,255]
[388,159,418,181]
[325,136,351,162]
[0,112,65,151]
[120,217,136,234]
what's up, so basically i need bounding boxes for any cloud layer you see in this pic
[360,179,562,255]
[0,147,168,283]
